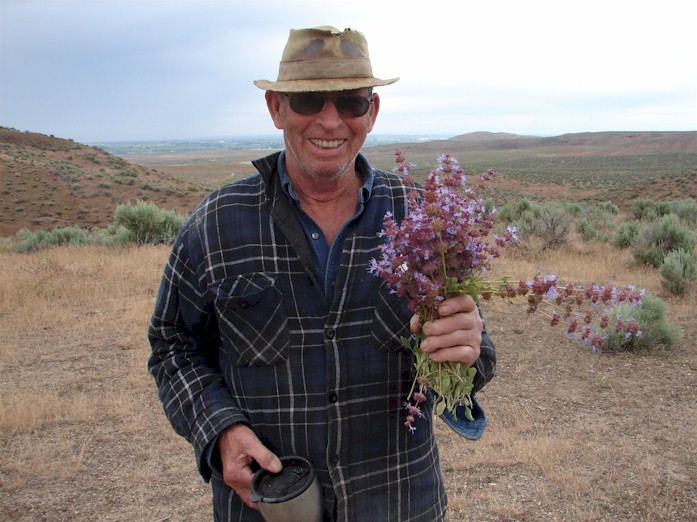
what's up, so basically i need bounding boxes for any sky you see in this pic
[1,0,696,143]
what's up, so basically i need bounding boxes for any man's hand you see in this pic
[409,294,483,366]
[218,424,282,509]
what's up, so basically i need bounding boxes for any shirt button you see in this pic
[311,231,320,240]
[330,454,339,465]
[328,392,338,403]
[325,328,335,339]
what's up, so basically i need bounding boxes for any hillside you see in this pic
[2,128,696,237]
[362,131,697,206]
[0,127,210,237]
[446,130,697,154]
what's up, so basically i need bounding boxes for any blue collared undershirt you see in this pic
[277,152,374,305]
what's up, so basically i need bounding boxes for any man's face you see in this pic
[265,88,380,183]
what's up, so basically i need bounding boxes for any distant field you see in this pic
[121,135,697,209]
[2,128,695,236]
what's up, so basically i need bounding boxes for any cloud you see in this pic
[1,0,695,141]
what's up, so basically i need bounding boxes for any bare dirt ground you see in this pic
[0,240,695,521]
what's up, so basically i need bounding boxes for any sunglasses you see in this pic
[284,92,374,118]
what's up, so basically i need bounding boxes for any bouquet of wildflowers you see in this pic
[369,151,644,432]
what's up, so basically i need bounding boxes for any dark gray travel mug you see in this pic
[250,455,323,522]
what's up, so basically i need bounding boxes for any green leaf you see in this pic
[435,399,447,417]
[464,406,474,421]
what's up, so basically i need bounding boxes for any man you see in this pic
[148,26,496,521]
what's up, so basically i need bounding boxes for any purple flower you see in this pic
[370,151,648,431]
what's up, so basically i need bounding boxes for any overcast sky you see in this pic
[1,0,695,143]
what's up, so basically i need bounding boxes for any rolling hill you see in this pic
[2,127,696,237]
[0,127,210,237]
[362,131,697,206]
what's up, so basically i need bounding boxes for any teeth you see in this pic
[312,139,343,149]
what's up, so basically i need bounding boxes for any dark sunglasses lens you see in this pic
[335,96,370,117]
[288,93,371,117]
[289,93,325,115]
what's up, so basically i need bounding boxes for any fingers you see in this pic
[410,294,478,333]
[423,343,480,366]
[414,294,483,365]
[437,294,477,317]
[409,313,421,334]
[219,424,282,509]
[420,324,482,365]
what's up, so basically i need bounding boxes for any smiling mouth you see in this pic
[310,139,345,149]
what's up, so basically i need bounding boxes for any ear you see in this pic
[265,91,284,130]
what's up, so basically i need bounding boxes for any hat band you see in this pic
[278,58,374,81]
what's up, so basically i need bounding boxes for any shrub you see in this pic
[655,201,672,218]
[612,221,641,249]
[597,201,619,215]
[113,200,187,245]
[630,198,656,220]
[576,219,598,241]
[603,294,681,352]
[671,198,697,226]
[119,166,139,178]
[51,226,90,245]
[15,226,90,253]
[497,198,540,224]
[535,204,571,248]
[565,202,584,216]
[632,214,697,268]
[659,249,697,295]
[516,208,541,237]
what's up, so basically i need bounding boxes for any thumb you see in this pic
[252,442,283,473]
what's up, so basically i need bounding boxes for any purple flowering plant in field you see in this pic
[369,151,645,432]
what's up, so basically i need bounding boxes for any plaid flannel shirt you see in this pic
[148,152,496,521]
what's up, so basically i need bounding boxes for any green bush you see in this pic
[629,198,656,220]
[113,200,187,245]
[630,198,672,221]
[535,204,571,248]
[119,166,139,178]
[15,226,90,253]
[565,202,584,216]
[632,214,696,268]
[515,208,541,237]
[597,200,619,215]
[671,198,697,226]
[612,221,641,249]
[655,201,672,218]
[659,249,697,295]
[498,198,540,224]
[603,294,681,352]
[576,219,598,241]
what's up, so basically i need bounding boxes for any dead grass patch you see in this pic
[0,243,695,521]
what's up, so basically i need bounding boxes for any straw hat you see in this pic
[254,26,399,92]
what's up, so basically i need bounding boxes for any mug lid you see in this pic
[251,456,316,504]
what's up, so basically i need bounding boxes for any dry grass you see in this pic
[0,245,211,520]
[0,241,695,521]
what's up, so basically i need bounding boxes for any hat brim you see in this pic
[253,77,399,92]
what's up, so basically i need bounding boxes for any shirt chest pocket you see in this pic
[214,273,290,367]
[370,281,413,353]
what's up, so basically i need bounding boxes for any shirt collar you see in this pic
[277,151,374,207]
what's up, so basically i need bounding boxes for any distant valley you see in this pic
[1,127,695,236]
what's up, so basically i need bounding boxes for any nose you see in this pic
[314,98,343,127]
